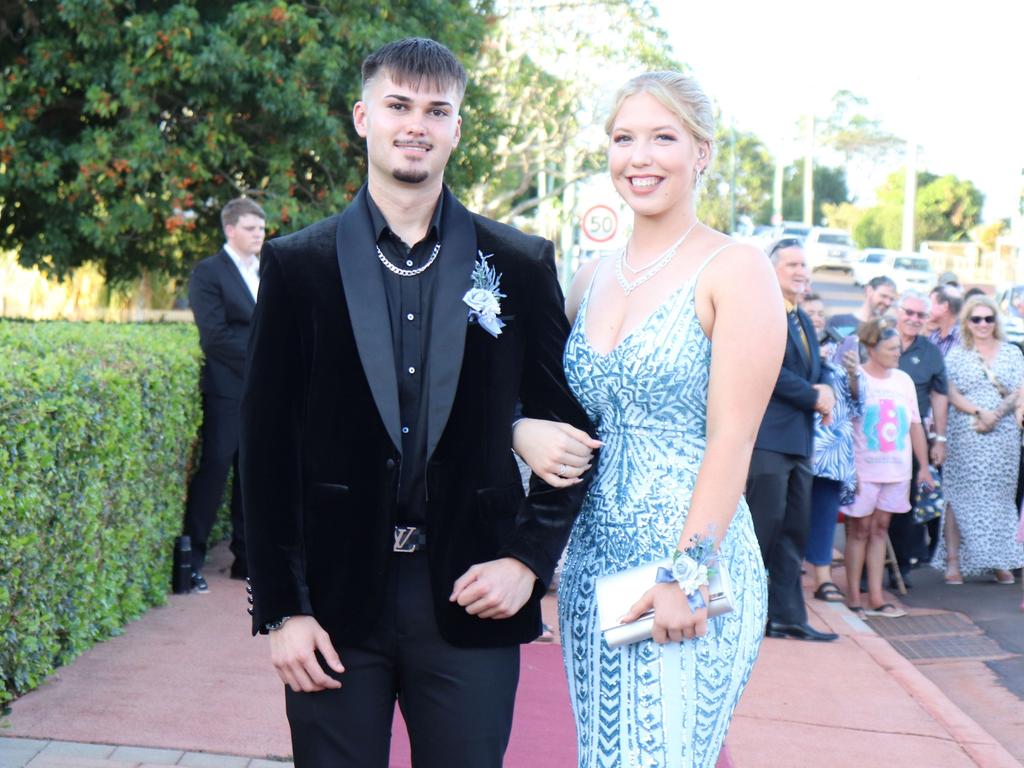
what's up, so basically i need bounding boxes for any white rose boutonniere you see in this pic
[464,252,506,338]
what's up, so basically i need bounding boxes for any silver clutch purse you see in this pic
[595,558,734,648]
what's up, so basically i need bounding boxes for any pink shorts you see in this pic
[844,479,911,518]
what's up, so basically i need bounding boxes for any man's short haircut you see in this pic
[765,236,804,265]
[221,197,266,229]
[803,292,822,303]
[867,275,897,291]
[931,284,963,315]
[361,37,467,101]
[898,290,931,312]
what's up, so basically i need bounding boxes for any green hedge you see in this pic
[0,320,202,704]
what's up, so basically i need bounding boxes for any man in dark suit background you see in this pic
[746,237,839,642]
[184,197,265,592]
[239,39,593,766]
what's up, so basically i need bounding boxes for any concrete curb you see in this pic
[812,600,1020,768]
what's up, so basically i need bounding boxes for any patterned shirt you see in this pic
[813,362,865,505]
[928,324,961,357]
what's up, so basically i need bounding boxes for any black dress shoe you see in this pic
[765,620,838,642]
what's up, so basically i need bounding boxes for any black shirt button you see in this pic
[385,458,396,471]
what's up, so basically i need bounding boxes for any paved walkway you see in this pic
[1,543,1020,767]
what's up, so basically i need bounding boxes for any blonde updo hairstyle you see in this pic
[604,71,715,169]
[960,294,1004,348]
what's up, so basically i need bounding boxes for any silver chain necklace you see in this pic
[615,221,700,295]
[376,241,442,277]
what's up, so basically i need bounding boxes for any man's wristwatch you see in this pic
[264,616,292,632]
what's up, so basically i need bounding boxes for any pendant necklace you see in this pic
[615,220,700,296]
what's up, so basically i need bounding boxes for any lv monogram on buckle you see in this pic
[393,526,419,553]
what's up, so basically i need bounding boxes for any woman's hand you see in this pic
[974,409,998,433]
[512,418,602,488]
[621,582,709,644]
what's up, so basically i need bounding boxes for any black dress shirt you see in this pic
[365,192,444,525]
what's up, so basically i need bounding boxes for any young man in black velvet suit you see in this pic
[239,38,594,767]
[184,197,266,591]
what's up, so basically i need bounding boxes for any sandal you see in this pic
[848,606,866,619]
[944,571,963,585]
[865,603,906,618]
[994,571,1015,585]
[813,582,846,602]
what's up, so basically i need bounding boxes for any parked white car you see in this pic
[851,249,936,294]
[995,284,1024,347]
[804,228,857,272]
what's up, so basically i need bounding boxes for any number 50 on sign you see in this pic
[581,205,618,244]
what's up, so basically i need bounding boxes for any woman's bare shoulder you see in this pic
[566,256,604,324]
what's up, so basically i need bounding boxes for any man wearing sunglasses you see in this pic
[889,291,949,586]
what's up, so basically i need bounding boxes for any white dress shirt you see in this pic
[224,243,260,302]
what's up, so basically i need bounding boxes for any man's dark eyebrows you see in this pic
[382,94,454,109]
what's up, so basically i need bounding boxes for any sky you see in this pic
[655,0,1024,222]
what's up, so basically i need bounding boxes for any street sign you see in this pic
[581,205,618,244]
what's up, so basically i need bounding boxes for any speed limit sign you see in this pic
[581,205,618,244]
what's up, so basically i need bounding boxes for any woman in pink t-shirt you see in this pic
[845,318,932,619]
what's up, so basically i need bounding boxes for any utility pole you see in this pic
[802,115,815,226]
[729,117,737,234]
[901,139,918,252]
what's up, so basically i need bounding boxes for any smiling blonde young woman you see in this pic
[551,71,784,768]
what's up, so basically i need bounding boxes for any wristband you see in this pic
[932,435,947,443]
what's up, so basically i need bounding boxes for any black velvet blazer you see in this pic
[188,249,257,400]
[239,186,594,648]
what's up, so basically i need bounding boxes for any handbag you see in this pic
[912,466,944,525]
[595,557,734,648]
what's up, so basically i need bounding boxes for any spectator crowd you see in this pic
[790,263,1024,621]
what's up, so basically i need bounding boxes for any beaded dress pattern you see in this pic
[559,246,767,768]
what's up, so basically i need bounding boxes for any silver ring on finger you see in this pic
[559,463,568,477]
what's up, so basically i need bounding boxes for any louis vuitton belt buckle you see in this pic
[393,525,426,553]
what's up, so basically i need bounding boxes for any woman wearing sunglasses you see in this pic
[933,294,1024,586]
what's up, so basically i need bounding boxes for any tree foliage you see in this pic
[0,0,495,282]
[853,169,985,249]
[697,122,774,233]
[781,162,850,226]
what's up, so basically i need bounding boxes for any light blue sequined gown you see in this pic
[559,249,768,768]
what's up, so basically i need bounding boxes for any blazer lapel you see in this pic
[218,249,257,310]
[788,309,812,375]
[336,188,402,454]
[425,188,476,461]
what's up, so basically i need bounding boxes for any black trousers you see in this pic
[889,456,925,571]
[183,394,245,571]
[746,449,812,625]
[285,552,520,768]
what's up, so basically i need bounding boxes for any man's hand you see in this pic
[813,384,836,415]
[268,615,344,693]
[929,440,947,466]
[450,557,537,619]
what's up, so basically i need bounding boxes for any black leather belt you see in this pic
[393,525,427,553]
